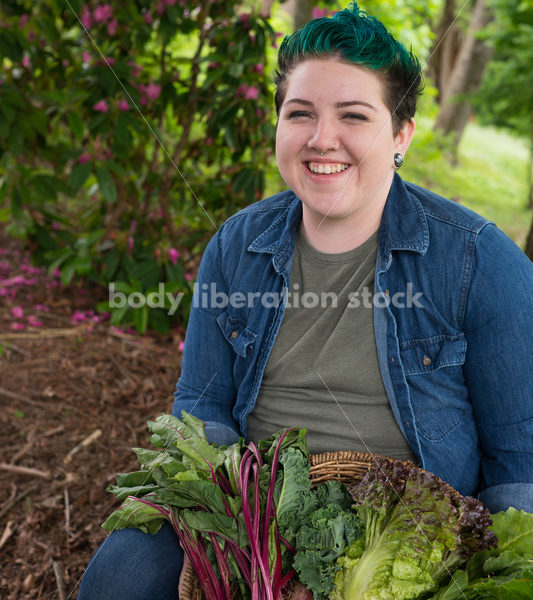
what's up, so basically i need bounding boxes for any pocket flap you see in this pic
[400,334,466,376]
[216,311,257,358]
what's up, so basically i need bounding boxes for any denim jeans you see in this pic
[78,522,183,600]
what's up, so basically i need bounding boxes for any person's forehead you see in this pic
[284,58,386,105]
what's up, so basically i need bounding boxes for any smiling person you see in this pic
[79,3,533,599]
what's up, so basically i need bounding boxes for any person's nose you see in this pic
[307,116,339,154]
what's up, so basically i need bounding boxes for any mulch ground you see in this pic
[0,227,185,599]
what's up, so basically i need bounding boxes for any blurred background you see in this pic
[0,0,531,597]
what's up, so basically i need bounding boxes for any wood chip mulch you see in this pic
[0,228,185,599]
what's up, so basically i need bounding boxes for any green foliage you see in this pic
[430,508,533,599]
[330,456,496,600]
[474,0,533,137]
[0,0,277,332]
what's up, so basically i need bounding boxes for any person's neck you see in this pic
[300,208,382,254]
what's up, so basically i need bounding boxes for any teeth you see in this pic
[308,162,349,174]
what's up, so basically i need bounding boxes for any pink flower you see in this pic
[168,247,179,265]
[63,59,70,67]
[11,322,25,331]
[107,18,118,35]
[52,268,61,277]
[143,12,154,25]
[28,30,35,41]
[128,236,134,252]
[205,137,213,146]
[156,2,166,16]
[22,55,31,68]
[178,340,185,352]
[72,310,87,323]
[78,153,91,163]
[20,14,29,28]
[312,7,330,18]
[254,63,264,74]
[104,57,115,66]
[165,0,176,5]
[239,13,250,28]
[185,273,192,281]
[92,99,108,113]
[93,4,113,23]
[244,86,260,100]
[27,315,43,327]
[118,99,129,111]
[81,5,92,28]
[82,50,92,64]
[145,82,161,100]
[11,306,24,319]
[33,304,50,312]
[129,220,137,232]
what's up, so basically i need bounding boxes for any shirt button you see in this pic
[385,289,390,296]
[422,355,432,366]
[231,331,239,339]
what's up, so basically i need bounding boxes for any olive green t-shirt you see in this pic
[247,226,415,461]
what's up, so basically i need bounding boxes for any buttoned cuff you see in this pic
[204,421,241,447]
[478,482,533,513]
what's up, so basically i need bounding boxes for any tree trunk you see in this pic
[434,0,493,149]
[282,0,313,30]
[427,0,462,102]
[525,213,533,260]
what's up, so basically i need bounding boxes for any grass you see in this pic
[403,118,531,248]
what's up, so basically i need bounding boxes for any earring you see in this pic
[393,152,404,168]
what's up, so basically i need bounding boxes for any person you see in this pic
[78,3,533,599]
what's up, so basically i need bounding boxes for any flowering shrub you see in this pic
[0,0,277,333]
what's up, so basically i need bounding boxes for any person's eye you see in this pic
[343,113,368,121]
[286,110,312,119]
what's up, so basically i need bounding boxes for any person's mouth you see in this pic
[305,161,351,175]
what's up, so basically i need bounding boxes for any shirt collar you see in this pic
[248,172,429,268]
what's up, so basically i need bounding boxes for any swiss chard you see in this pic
[103,413,324,600]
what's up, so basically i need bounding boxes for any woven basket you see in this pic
[180,450,414,600]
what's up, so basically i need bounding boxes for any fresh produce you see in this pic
[102,412,359,600]
[429,507,533,599]
[330,457,497,600]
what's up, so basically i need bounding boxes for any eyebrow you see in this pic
[284,98,377,111]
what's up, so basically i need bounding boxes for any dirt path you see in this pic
[0,228,184,599]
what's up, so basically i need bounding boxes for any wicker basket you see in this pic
[180,450,409,600]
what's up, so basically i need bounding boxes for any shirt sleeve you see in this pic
[462,223,533,512]
[172,228,241,443]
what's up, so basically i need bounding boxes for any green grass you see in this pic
[404,119,531,247]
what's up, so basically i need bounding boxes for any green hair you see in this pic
[274,2,423,135]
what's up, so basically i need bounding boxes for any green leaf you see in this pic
[113,113,131,149]
[102,497,166,534]
[133,303,148,334]
[490,508,533,556]
[67,111,85,140]
[95,166,117,203]
[428,570,468,600]
[68,162,91,193]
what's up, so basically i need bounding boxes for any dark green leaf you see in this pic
[68,162,91,193]
[95,166,117,203]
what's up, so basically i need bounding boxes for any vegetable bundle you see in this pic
[102,413,532,600]
[102,412,359,600]
[330,457,497,600]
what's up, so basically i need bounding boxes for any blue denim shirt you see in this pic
[173,173,533,513]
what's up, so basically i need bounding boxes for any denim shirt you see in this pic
[173,173,533,513]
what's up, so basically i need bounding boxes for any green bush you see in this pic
[0,0,277,333]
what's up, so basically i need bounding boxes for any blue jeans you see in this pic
[78,522,184,600]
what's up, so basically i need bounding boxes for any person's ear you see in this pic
[394,118,416,156]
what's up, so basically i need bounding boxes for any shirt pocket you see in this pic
[399,333,467,376]
[217,311,257,358]
[399,334,469,442]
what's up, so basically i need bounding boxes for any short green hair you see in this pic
[274,2,423,135]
